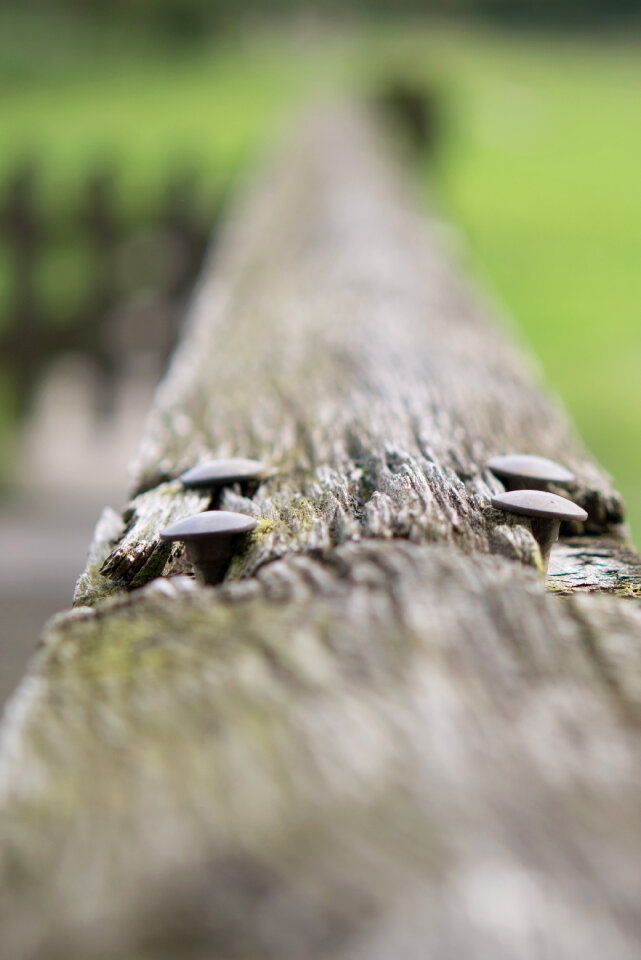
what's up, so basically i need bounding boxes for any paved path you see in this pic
[0,356,156,709]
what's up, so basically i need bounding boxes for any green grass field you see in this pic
[0,13,638,541]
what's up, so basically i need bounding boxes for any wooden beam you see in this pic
[1,105,640,960]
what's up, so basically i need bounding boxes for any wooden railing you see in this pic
[0,104,640,960]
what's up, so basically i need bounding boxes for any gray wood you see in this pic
[1,105,639,960]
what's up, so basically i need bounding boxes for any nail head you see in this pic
[491,490,586,576]
[160,510,258,542]
[487,454,574,489]
[491,489,587,523]
[160,511,258,585]
[180,458,268,490]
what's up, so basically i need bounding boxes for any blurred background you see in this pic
[0,0,639,704]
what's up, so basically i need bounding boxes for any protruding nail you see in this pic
[160,511,257,585]
[491,489,587,575]
[487,454,574,491]
[180,458,268,492]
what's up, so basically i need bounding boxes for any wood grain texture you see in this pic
[75,105,623,607]
[1,104,640,960]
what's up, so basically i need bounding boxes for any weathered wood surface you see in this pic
[1,105,640,960]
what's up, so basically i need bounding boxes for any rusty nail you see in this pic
[491,489,587,576]
[160,511,257,585]
[487,454,574,491]
[180,457,268,492]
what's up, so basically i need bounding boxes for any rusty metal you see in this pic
[487,454,574,491]
[491,489,587,575]
[160,510,257,585]
[180,458,268,491]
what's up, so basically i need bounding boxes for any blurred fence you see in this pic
[0,163,216,421]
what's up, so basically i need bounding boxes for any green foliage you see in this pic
[4,0,639,35]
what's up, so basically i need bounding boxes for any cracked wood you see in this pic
[1,104,640,960]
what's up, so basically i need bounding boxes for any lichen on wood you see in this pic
[74,482,209,606]
[549,535,641,596]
